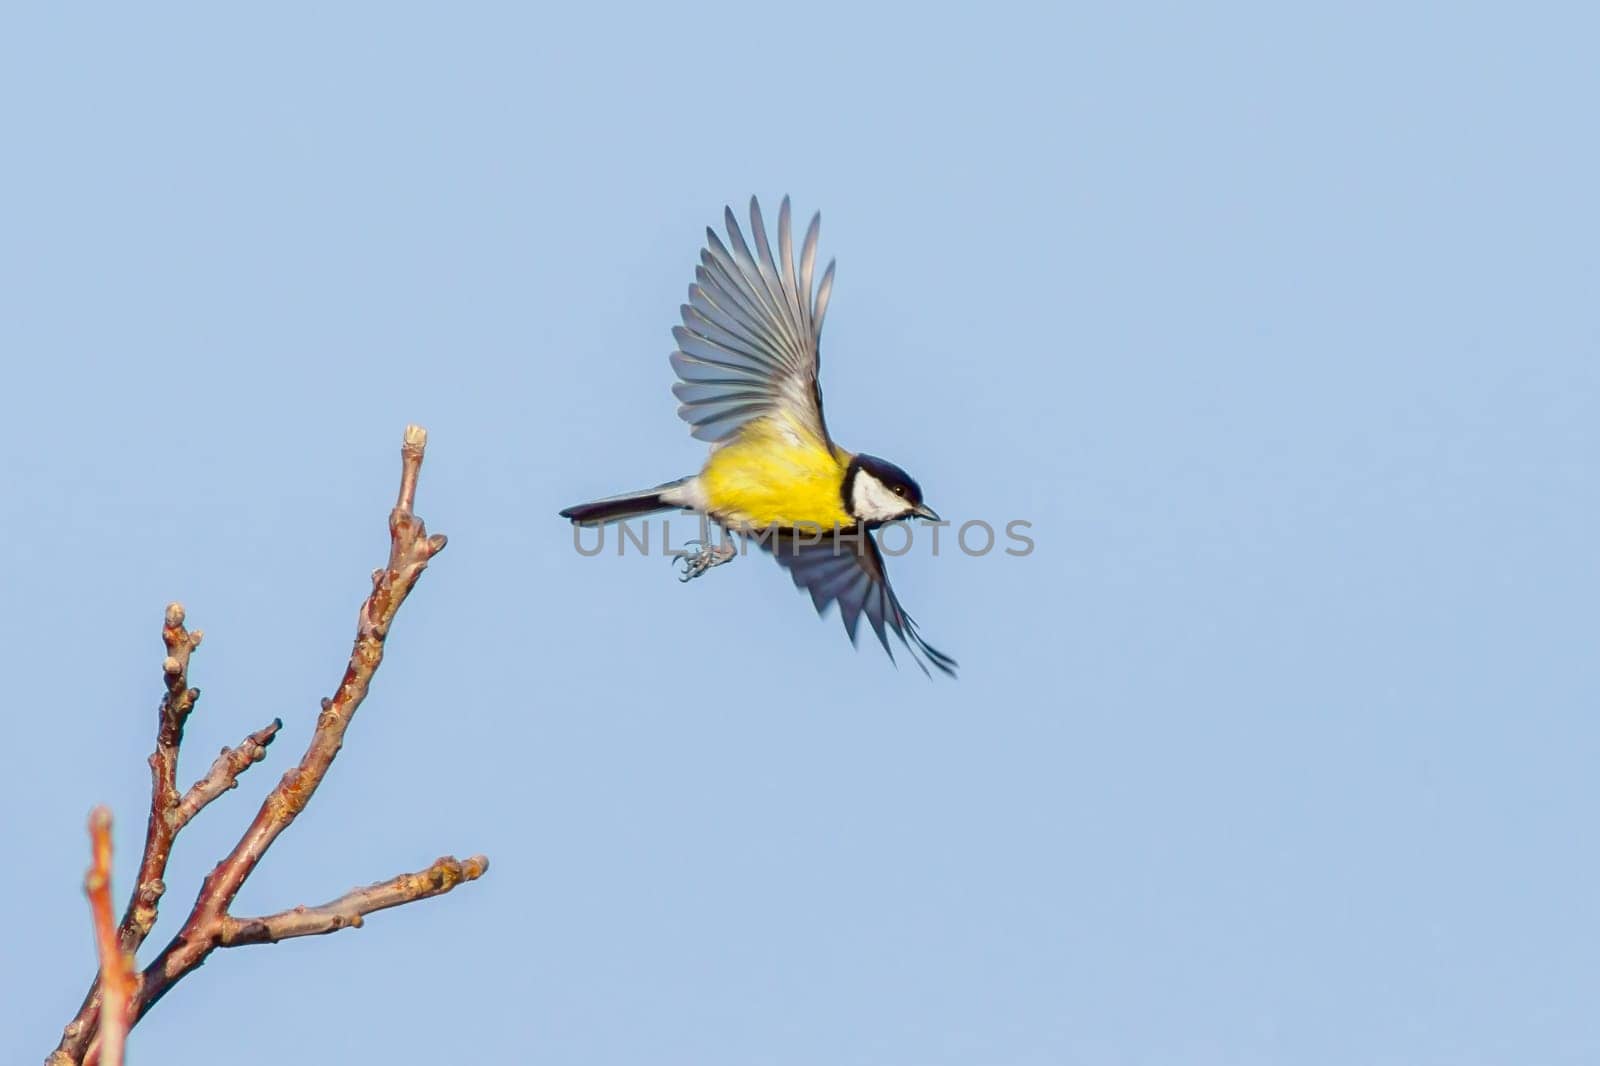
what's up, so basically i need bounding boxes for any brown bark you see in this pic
[48,426,485,1066]
[84,809,136,1066]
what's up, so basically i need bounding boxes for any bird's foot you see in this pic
[676,539,736,582]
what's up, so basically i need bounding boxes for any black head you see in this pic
[843,453,938,525]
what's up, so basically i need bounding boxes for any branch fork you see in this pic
[49,426,485,1066]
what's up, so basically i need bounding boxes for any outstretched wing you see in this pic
[756,527,958,678]
[671,196,835,445]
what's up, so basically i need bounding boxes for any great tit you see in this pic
[560,197,956,677]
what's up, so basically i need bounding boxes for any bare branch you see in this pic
[85,809,135,1066]
[221,855,490,945]
[132,425,450,1024]
[51,609,211,1064]
[171,719,282,831]
[50,426,485,1066]
[397,422,427,513]
[121,604,204,950]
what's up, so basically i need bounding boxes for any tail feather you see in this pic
[560,478,689,525]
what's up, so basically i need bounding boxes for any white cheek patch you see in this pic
[851,472,910,522]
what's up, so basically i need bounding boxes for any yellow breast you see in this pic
[699,414,853,530]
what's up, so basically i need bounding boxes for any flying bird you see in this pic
[560,197,956,677]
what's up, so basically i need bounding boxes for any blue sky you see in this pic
[3,4,1596,1064]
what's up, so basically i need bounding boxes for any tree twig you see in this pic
[171,719,283,831]
[221,855,490,945]
[49,425,482,1066]
[122,603,204,951]
[84,809,135,1066]
[131,425,450,1021]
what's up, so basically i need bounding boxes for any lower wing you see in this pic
[754,526,958,679]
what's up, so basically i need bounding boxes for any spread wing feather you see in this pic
[757,528,959,679]
[671,197,833,444]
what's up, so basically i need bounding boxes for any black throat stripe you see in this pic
[839,457,861,518]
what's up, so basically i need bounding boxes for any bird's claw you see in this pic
[676,539,734,582]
